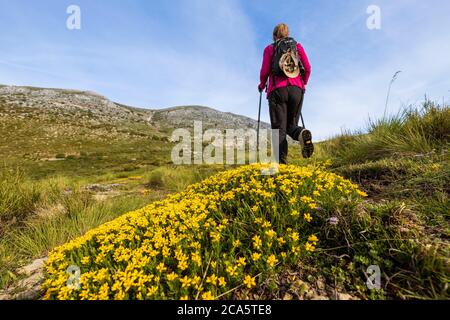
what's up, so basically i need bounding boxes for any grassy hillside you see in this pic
[0,86,171,179]
[0,86,448,300]
[289,101,449,299]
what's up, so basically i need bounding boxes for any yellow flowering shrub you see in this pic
[42,163,367,300]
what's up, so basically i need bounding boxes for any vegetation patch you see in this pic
[42,163,367,300]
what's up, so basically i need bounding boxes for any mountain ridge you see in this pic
[0,84,269,130]
[0,84,270,178]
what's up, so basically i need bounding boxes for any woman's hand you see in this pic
[258,84,265,92]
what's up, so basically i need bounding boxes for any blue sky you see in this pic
[1,0,449,140]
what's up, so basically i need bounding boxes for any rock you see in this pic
[336,293,355,300]
[282,292,293,300]
[86,183,123,192]
[18,258,47,276]
[316,279,326,290]
[0,257,47,300]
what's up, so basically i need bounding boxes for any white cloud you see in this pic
[304,1,450,141]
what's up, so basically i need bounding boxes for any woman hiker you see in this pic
[258,23,313,164]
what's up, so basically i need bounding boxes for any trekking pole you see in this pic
[257,90,263,152]
[300,112,306,129]
[299,89,306,129]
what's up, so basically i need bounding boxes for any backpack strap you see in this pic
[271,42,277,88]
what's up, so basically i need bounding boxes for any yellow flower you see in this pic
[277,237,286,245]
[290,210,300,217]
[300,196,313,203]
[178,259,188,271]
[167,272,178,281]
[202,291,215,300]
[291,246,301,255]
[308,203,317,210]
[180,295,189,300]
[290,232,300,242]
[226,265,238,277]
[289,197,296,205]
[262,221,272,228]
[211,261,217,269]
[251,252,261,261]
[210,231,221,243]
[308,235,319,243]
[233,239,241,248]
[191,252,202,267]
[218,277,227,287]
[206,274,218,286]
[243,275,256,288]
[180,276,191,288]
[252,235,262,250]
[265,229,277,239]
[305,242,316,252]
[304,213,313,223]
[147,285,158,297]
[254,217,263,224]
[237,257,247,267]
[81,256,90,265]
[357,190,368,197]
[191,276,201,286]
[267,254,278,267]
[156,262,167,273]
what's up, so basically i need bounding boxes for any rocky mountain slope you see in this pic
[0,85,269,178]
[0,85,267,132]
[148,105,270,130]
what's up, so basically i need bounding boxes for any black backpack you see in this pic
[271,37,305,78]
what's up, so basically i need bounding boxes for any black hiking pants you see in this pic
[268,86,305,164]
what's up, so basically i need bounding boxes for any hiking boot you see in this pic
[299,129,314,158]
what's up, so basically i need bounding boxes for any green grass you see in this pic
[311,101,449,166]
[144,165,226,192]
[0,169,71,226]
[288,101,450,299]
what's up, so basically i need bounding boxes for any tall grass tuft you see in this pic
[145,165,222,192]
[0,169,41,222]
[318,101,449,165]
[0,169,72,226]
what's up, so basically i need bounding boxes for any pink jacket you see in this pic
[259,42,311,95]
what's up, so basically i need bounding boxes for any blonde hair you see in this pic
[273,23,290,42]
